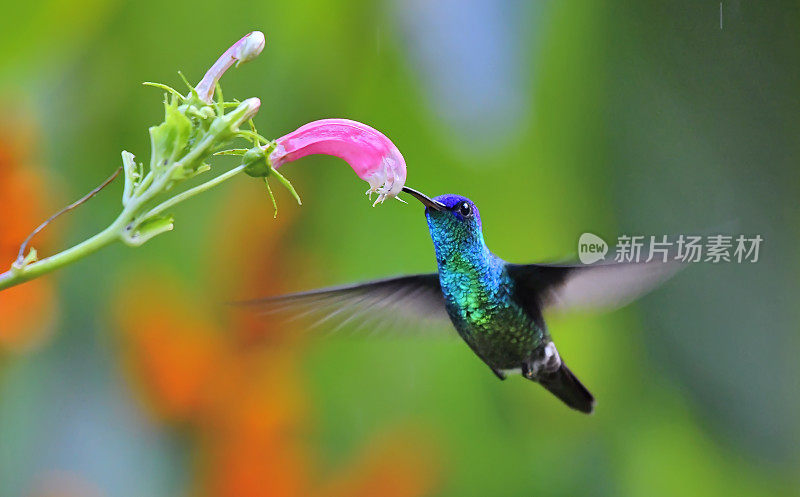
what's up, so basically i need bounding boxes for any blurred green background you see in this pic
[1,1,799,496]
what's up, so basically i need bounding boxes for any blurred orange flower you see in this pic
[320,432,439,497]
[113,182,440,497]
[0,105,59,352]
[116,275,223,421]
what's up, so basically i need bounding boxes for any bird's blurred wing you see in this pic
[234,273,451,336]
[506,260,680,314]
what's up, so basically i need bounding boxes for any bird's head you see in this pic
[402,187,486,258]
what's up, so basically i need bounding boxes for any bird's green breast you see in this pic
[438,253,547,368]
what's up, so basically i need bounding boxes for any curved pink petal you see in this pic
[268,119,407,205]
[195,31,266,103]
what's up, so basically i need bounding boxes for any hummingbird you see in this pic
[249,187,676,413]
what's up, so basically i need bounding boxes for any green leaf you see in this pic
[169,162,210,181]
[121,150,138,204]
[122,214,174,246]
[148,99,192,172]
[214,148,249,156]
[142,81,185,100]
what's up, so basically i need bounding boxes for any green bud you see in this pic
[198,106,216,120]
[242,146,271,177]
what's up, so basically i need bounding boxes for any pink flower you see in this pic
[233,98,261,125]
[195,31,266,103]
[268,119,407,205]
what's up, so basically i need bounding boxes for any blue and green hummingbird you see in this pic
[252,187,675,413]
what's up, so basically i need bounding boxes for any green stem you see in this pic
[0,100,267,292]
[141,164,245,220]
[0,218,124,291]
[0,164,247,292]
[134,171,155,197]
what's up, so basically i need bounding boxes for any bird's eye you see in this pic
[457,201,472,217]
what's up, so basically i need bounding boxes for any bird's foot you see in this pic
[522,342,561,380]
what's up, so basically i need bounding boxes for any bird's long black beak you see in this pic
[402,186,446,211]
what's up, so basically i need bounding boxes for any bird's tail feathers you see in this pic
[537,363,595,414]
